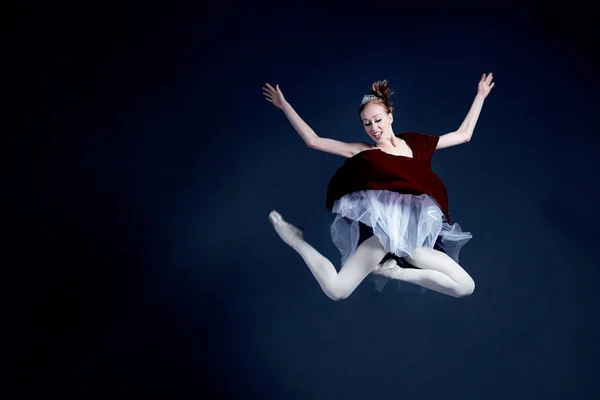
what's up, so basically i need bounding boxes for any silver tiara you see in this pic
[361,94,380,105]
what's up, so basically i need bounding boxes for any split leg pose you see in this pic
[270,210,474,299]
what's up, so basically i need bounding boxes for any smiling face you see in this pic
[360,102,394,143]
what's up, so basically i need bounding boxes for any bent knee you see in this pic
[327,285,352,301]
[330,293,349,301]
[328,290,350,301]
[454,277,475,297]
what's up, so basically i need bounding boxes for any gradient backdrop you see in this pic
[11,1,599,398]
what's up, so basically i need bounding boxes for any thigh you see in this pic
[337,235,388,285]
[379,234,447,269]
[405,247,471,282]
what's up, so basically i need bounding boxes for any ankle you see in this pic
[290,232,304,249]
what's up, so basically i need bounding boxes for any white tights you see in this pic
[269,210,475,300]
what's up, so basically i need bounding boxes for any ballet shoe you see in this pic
[268,210,304,247]
[372,257,406,280]
[373,256,398,272]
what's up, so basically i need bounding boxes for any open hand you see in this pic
[478,73,495,98]
[263,83,287,109]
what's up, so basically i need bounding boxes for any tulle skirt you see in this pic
[330,190,472,291]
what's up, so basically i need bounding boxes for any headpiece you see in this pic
[361,94,380,105]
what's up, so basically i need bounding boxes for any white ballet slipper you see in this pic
[268,210,304,248]
[372,257,404,280]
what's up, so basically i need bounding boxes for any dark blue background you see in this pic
[10,0,599,398]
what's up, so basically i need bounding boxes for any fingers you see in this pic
[263,82,285,107]
[480,72,493,82]
[263,85,275,95]
[264,82,283,93]
[265,83,281,93]
[263,85,276,102]
[263,83,282,99]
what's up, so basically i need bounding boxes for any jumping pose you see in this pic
[264,74,495,301]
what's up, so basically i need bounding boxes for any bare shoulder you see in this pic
[308,137,372,158]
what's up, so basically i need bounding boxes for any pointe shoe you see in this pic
[372,258,404,280]
[373,256,398,273]
[268,210,304,247]
[378,252,419,269]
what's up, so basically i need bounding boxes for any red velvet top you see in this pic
[325,132,451,222]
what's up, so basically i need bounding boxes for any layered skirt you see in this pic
[330,190,472,291]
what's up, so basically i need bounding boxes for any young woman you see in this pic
[264,74,495,301]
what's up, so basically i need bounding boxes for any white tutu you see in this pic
[330,190,472,272]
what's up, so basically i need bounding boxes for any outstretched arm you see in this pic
[436,73,495,150]
[263,83,369,158]
[263,83,318,145]
[281,101,320,146]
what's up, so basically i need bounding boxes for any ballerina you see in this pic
[264,73,495,300]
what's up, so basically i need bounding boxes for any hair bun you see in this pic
[370,80,394,102]
[358,79,394,114]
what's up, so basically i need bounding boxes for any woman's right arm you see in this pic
[282,102,369,158]
[280,101,318,146]
[264,83,369,158]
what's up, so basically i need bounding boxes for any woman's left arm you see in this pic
[436,73,495,150]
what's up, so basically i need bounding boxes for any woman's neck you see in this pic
[377,133,400,148]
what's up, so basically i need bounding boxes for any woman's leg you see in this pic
[269,210,387,301]
[374,248,475,297]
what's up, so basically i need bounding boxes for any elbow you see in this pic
[306,137,319,149]
[454,130,470,143]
